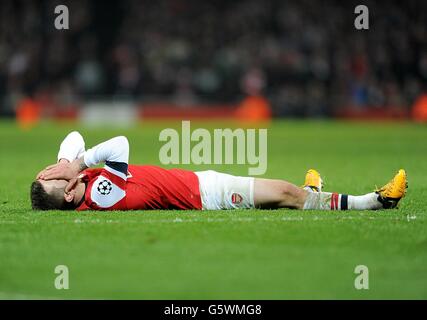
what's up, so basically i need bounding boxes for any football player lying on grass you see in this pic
[31,131,408,211]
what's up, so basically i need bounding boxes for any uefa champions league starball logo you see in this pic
[97,180,112,195]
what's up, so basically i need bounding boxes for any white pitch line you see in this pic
[0,214,418,226]
[0,291,63,300]
[0,290,99,300]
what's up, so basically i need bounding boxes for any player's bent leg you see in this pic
[254,178,308,209]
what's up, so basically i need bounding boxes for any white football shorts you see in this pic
[195,170,255,210]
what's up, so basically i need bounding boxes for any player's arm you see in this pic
[83,135,129,178]
[57,131,86,164]
[36,131,86,178]
[38,136,129,181]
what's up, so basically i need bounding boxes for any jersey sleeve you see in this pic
[83,136,130,209]
[57,131,86,163]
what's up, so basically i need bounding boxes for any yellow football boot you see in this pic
[375,169,408,209]
[303,169,323,192]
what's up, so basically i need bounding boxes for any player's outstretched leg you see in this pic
[254,169,407,210]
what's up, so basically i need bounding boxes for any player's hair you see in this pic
[30,181,74,210]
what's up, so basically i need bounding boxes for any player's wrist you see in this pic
[71,157,88,175]
[58,158,70,164]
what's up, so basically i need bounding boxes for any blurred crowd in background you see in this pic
[1,0,427,118]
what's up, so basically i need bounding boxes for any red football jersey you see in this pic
[76,165,202,211]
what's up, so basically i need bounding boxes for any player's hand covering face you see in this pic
[37,162,81,181]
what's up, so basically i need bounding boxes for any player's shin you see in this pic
[303,192,382,210]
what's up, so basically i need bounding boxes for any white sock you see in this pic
[303,192,382,210]
[348,193,382,210]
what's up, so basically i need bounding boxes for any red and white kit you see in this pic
[57,132,255,211]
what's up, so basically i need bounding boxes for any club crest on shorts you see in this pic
[231,193,243,204]
[97,180,112,195]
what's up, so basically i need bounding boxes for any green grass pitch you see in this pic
[0,120,426,299]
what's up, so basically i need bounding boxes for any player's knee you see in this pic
[278,181,291,196]
[279,181,302,201]
[274,181,304,209]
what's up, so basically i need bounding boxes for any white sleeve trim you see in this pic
[83,136,129,168]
